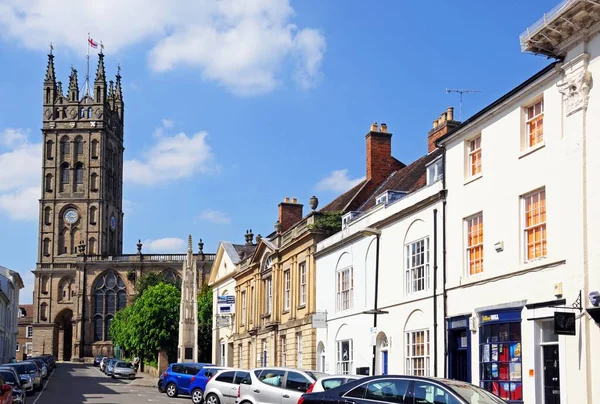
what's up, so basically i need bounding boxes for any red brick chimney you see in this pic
[278,197,303,233]
[428,107,460,152]
[366,122,403,183]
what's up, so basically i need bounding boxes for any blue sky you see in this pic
[0,0,555,303]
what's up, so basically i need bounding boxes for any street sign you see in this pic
[215,315,230,328]
[217,295,235,314]
[312,312,327,328]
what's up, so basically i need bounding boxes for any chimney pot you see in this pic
[284,197,290,203]
[292,197,297,203]
[370,122,378,132]
[446,106,454,121]
[380,123,387,133]
[441,112,447,123]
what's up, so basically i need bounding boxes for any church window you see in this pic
[60,136,70,156]
[89,237,96,254]
[60,163,69,184]
[45,174,53,192]
[40,303,48,321]
[46,140,54,159]
[45,88,50,104]
[92,271,127,341]
[71,227,80,254]
[75,163,84,184]
[96,87,101,101]
[90,206,97,225]
[44,207,52,225]
[75,137,83,155]
[80,107,85,118]
[59,277,74,301]
[91,140,99,159]
[41,276,49,293]
[43,238,51,256]
[91,173,98,191]
[59,227,69,254]
[87,107,92,118]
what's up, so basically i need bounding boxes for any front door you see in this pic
[542,345,560,404]
[382,351,388,375]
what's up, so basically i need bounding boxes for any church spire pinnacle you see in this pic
[94,52,106,84]
[68,66,79,101]
[115,63,123,101]
[44,48,56,85]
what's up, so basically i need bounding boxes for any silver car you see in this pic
[307,374,364,392]
[237,368,327,404]
[0,367,32,395]
[202,369,249,404]
[5,363,41,391]
[111,361,136,379]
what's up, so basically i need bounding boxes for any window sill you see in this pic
[464,173,482,186]
[261,313,271,319]
[297,304,306,310]
[519,142,545,159]
[282,309,290,315]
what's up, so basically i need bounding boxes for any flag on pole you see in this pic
[88,37,98,48]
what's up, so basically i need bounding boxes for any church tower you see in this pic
[39,50,124,261]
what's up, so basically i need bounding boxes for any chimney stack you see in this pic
[278,197,303,233]
[244,229,254,245]
[366,122,396,183]
[428,107,460,152]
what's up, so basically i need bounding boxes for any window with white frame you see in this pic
[523,188,547,261]
[241,291,247,326]
[405,238,429,294]
[26,326,33,338]
[281,336,287,366]
[426,158,443,185]
[284,270,291,311]
[525,98,544,148]
[406,329,430,376]
[265,277,272,315]
[465,213,484,275]
[26,343,32,354]
[468,136,482,177]
[299,262,307,306]
[336,267,353,312]
[220,341,226,366]
[337,340,353,375]
[296,332,303,368]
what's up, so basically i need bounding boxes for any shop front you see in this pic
[479,309,523,403]
[447,315,471,383]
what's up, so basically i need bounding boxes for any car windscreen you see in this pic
[117,362,134,368]
[8,363,36,374]
[0,371,17,385]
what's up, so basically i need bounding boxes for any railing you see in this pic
[519,0,576,50]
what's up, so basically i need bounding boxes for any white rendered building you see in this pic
[0,265,24,363]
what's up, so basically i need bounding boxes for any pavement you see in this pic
[32,362,187,403]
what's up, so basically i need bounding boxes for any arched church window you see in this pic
[91,173,98,191]
[95,87,101,101]
[75,137,83,155]
[88,107,92,118]
[46,140,53,160]
[75,163,84,185]
[40,303,48,321]
[59,227,69,255]
[45,173,53,192]
[59,277,74,301]
[60,163,70,184]
[41,276,49,293]
[43,238,51,256]
[45,88,50,104]
[90,206,97,225]
[60,136,70,156]
[44,207,52,225]
[80,107,85,118]
[91,140,99,159]
[163,269,182,288]
[89,237,96,255]
[92,271,127,341]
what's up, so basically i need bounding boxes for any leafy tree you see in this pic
[197,284,213,362]
[135,272,178,297]
[110,305,134,354]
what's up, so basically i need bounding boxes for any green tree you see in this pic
[110,305,134,355]
[197,284,213,362]
[129,283,181,362]
[134,272,179,297]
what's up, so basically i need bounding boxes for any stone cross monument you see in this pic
[178,235,199,362]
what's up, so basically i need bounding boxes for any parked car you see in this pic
[111,361,136,379]
[105,359,119,376]
[22,360,46,381]
[0,368,30,397]
[0,374,12,404]
[2,364,40,392]
[237,367,327,404]
[202,368,249,404]
[159,362,214,398]
[306,375,364,393]
[93,355,103,367]
[0,370,25,404]
[298,375,507,404]
[100,357,110,372]
[188,366,230,403]
[27,357,53,373]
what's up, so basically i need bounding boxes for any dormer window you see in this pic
[427,157,443,185]
[342,211,360,229]
[375,190,409,206]
[376,193,388,205]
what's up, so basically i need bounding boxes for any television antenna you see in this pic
[445,88,481,121]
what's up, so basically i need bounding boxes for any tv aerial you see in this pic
[445,88,481,121]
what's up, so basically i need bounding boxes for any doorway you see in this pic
[55,309,74,361]
[381,350,388,375]
[447,316,471,382]
[542,345,560,404]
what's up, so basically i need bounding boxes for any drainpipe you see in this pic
[433,209,438,377]
[436,143,449,378]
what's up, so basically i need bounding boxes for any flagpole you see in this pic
[86,33,90,97]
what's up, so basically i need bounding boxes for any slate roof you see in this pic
[233,244,257,262]
[319,179,369,213]
[359,149,442,211]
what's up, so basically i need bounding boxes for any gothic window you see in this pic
[45,88,50,104]
[80,107,85,118]
[89,237,96,255]
[40,303,48,321]
[41,276,49,293]
[88,107,92,118]
[60,136,70,156]
[60,163,70,184]
[75,137,83,155]
[91,173,98,191]
[75,163,84,184]
[91,140,99,159]
[163,269,182,288]
[59,277,75,302]
[90,206,97,224]
[44,207,52,225]
[42,238,51,256]
[92,272,127,341]
[71,227,80,254]
[95,87,100,101]
[45,173,53,192]
[59,227,69,255]
[46,140,54,159]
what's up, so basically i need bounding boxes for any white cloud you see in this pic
[0,0,326,95]
[124,125,214,185]
[0,129,41,221]
[315,169,365,193]
[143,237,186,253]
[199,209,231,224]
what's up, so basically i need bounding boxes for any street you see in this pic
[33,363,185,404]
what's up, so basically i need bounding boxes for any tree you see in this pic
[197,284,213,362]
[110,305,134,355]
[128,283,181,362]
[134,272,178,297]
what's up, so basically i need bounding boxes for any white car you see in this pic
[306,375,364,393]
[201,368,249,404]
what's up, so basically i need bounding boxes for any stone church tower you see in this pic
[31,49,214,361]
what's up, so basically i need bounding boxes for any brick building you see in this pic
[16,305,33,361]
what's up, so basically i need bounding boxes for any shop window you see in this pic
[479,311,523,401]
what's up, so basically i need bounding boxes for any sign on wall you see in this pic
[312,311,327,328]
[217,295,235,314]
[215,315,231,328]
[554,311,576,336]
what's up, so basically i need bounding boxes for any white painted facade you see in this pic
[315,179,445,377]
[440,10,600,403]
[0,265,23,364]
[210,242,244,367]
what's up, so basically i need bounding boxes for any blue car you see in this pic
[189,366,230,404]
[158,362,214,398]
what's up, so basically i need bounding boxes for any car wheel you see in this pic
[192,389,204,404]
[205,393,221,404]
[166,382,178,398]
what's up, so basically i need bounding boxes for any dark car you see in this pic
[299,375,507,404]
[0,369,25,404]
[28,356,54,372]
[93,355,103,367]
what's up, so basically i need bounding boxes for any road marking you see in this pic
[32,370,54,404]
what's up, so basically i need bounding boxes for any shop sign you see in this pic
[480,310,521,324]
[217,295,235,314]
[554,311,576,335]
[312,312,327,328]
[215,315,230,328]
[448,318,468,329]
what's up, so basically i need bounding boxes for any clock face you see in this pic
[110,216,117,231]
[64,209,79,224]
